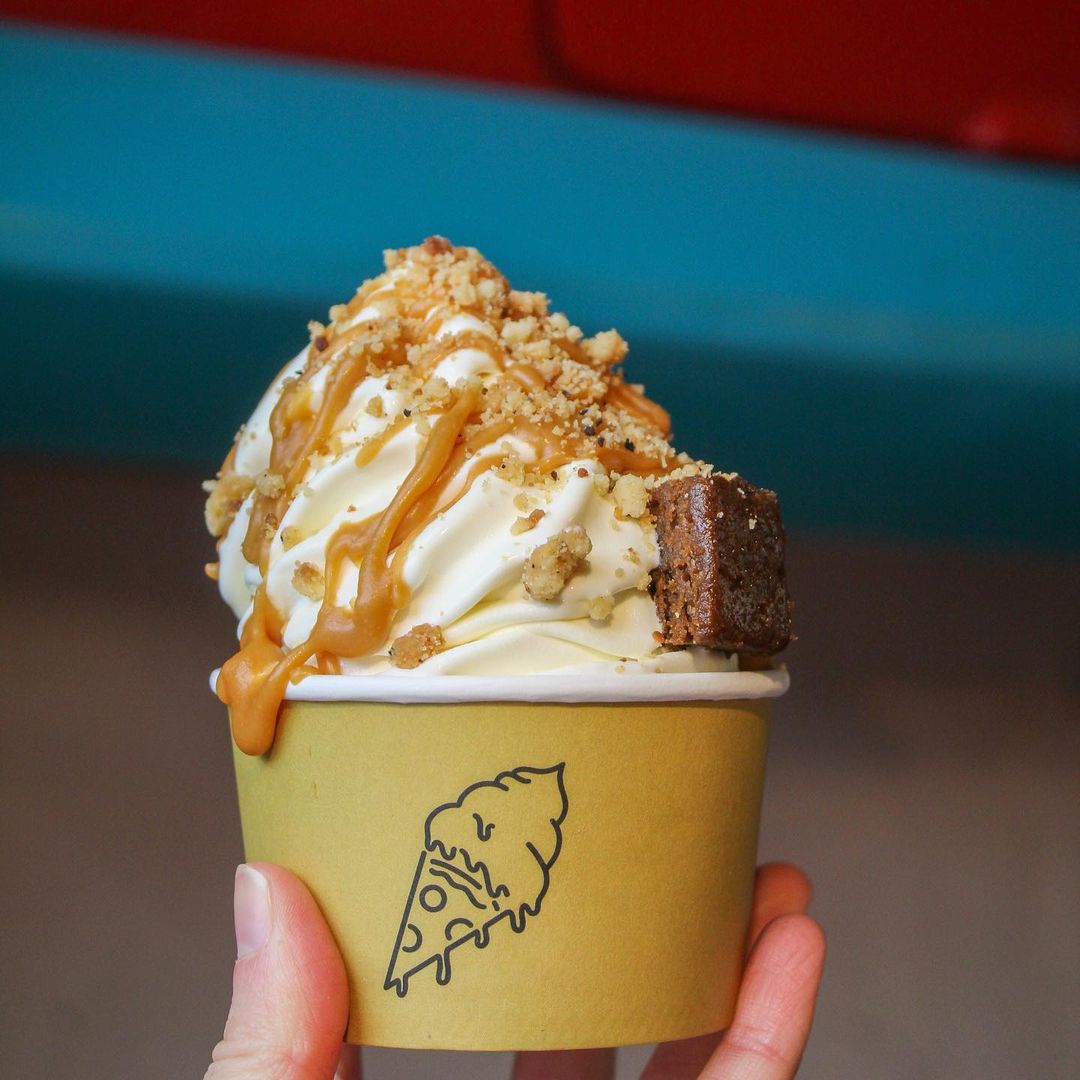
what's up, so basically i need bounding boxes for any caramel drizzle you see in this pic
[414,329,504,378]
[241,333,403,572]
[311,385,480,659]
[607,378,672,436]
[219,386,480,755]
[217,289,677,755]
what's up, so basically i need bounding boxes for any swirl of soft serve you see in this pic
[205,238,734,753]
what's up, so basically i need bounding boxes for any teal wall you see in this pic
[2,26,1078,547]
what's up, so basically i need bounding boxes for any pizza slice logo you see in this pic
[384,763,568,997]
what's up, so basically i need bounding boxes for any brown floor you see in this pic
[1,459,1077,1080]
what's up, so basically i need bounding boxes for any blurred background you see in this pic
[1,3,1077,1077]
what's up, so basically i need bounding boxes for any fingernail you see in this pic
[234,864,271,959]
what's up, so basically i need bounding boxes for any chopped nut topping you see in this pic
[587,594,614,621]
[422,375,451,404]
[507,289,548,317]
[501,316,537,345]
[452,282,478,307]
[280,526,302,551]
[510,508,546,535]
[255,471,285,499]
[497,454,526,486]
[612,474,649,519]
[204,473,255,537]
[292,562,325,601]
[582,329,627,368]
[365,395,385,417]
[423,235,453,256]
[523,526,592,600]
[389,623,445,668]
[204,561,220,581]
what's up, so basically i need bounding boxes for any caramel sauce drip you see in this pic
[219,386,480,755]
[414,329,504,378]
[241,341,400,571]
[414,304,452,341]
[477,414,667,477]
[596,444,670,475]
[355,415,409,468]
[236,275,407,570]
[387,452,497,596]
[217,589,307,756]
[505,362,547,392]
[607,379,672,436]
[309,385,480,659]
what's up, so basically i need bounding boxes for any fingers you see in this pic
[639,1032,721,1078]
[512,1048,616,1080]
[641,863,817,1079]
[701,914,825,1080]
[205,862,351,1080]
[334,1045,362,1080]
[747,864,812,947]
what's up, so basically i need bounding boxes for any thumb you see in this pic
[206,863,350,1080]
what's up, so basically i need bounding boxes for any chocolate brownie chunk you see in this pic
[649,474,793,654]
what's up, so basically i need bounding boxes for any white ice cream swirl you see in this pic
[208,239,734,726]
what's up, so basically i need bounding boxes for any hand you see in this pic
[515,863,825,1080]
[205,861,825,1080]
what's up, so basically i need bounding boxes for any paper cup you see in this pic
[226,669,787,1050]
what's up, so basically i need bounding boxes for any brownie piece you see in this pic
[649,474,793,654]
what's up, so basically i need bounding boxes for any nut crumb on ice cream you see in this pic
[205,238,791,754]
[390,623,445,669]
[522,526,592,600]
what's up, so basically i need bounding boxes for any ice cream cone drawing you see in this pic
[385,763,569,997]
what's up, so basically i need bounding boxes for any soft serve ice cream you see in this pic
[205,237,735,754]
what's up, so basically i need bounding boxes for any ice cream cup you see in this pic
[223,668,788,1050]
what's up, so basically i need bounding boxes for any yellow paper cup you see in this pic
[226,669,787,1050]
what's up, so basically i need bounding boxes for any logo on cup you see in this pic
[385,763,568,996]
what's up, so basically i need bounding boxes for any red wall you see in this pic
[3,0,1078,161]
